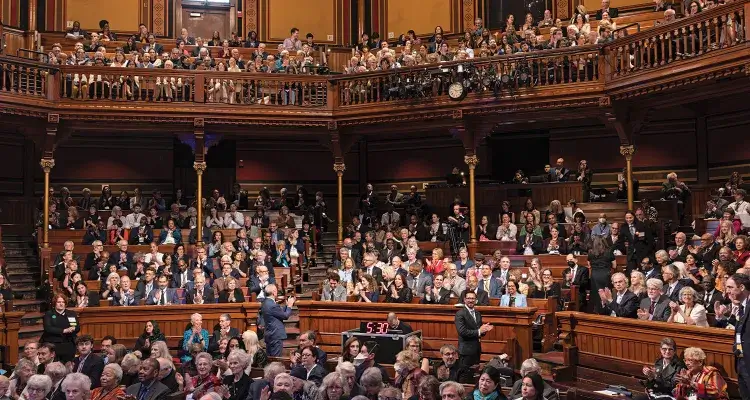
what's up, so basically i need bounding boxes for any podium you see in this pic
[341,328,422,365]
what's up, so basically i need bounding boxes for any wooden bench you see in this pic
[295,300,536,370]
[556,311,738,398]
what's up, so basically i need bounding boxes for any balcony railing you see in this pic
[1,0,748,118]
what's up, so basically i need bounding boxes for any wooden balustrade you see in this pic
[556,311,739,397]
[605,2,748,80]
[200,72,329,107]
[0,57,53,98]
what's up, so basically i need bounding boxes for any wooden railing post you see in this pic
[194,73,205,103]
[46,69,60,101]
[326,80,338,112]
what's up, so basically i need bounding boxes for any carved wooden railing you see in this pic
[1,0,749,115]
[605,1,747,79]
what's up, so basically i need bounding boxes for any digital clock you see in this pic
[359,321,390,334]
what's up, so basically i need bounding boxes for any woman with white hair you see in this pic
[335,362,363,397]
[119,353,141,387]
[18,375,52,400]
[43,362,67,400]
[508,359,560,399]
[182,313,209,363]
[667,286,709,327]
[241,330,268,369]
[360,367,384,399]
[91,364,125,400]
[184,352,222,398]
[316,372,346,400]
[9,359,36,400]
[222,350,251,400]
[60,373,91,400]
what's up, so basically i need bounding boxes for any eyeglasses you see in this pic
[301,353,313,358]
[661,347,675,352]
[27,388,46,393]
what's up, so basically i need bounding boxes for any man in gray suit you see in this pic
[444,263,466,298]
[322,273,347,302]
[637,278,672,322]
[406,262,433,297]
[126,358,171,400]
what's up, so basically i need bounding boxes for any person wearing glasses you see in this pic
[19,375,53,400]
[673,347,728,400]
[639,337,685,399]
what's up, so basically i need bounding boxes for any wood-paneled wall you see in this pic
[40,0,171,36]
[0,312,23,367]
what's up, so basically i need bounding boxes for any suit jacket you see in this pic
[640,295,672,322]
[552,167,571,182]
[455,306,485,359]
[185,287,215,304]
[500,293,527,307]
[73,354,105,388]
[622,221,654,261]
[208,327,240,352]
[478,277,502,299]
[322,285,347,302]
[249,276,276,296]
[459,289,490,306]
[421,287,451,304]
[668,245,690,263]
[406,272,433,297]
[599,290,639,318]
[542,224,568,239]
[564,264,590,292]
[645,357,686,394]
[171,268,193,289]
[696,243,720,270]
[261,297,292,341]
[663,281,684,303]
[596,7,619,19]
[698,289,724,314]
[129,226,154,245]
[605,234,627,255]
[111,290,140,306]
[360,266,384,286]
[516,234,544,255]
[125,380,170,400]
[290,364,326,386]
[379,248,400,264]
[145,287,180,305]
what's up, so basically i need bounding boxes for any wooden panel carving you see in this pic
[244,0,258,35]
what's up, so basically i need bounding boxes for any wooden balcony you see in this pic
[0,0,748,132]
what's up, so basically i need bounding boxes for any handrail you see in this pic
[17,48,49,63]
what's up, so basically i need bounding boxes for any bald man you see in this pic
[668,232,689,262]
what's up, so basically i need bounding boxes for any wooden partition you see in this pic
[74,303,259,350]
[295,301,537,369]
[0,312,24,367]
[556,311,738,397]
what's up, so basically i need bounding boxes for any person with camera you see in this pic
[447,204,469,252]
[261,283,295,357]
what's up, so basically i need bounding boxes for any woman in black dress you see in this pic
[587,236,616,313]
[41,292,80,363]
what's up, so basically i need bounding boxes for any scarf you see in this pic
[473,389,500,400]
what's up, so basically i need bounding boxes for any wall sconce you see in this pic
[238,159,244,168]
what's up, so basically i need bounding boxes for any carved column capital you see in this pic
[40,158,55,173]
[333,162,346,175]
[619,145,636,160]
[464,155,479,169]
[193,162,207,175]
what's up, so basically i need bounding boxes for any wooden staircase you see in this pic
[2,234,46,351]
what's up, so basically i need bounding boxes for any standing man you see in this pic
[261,284,295,357]
[455,291,493,369]
[724,273,750,398]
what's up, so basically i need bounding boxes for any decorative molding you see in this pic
[619,145,636,160]
[610,65,745,100]
[193,162,207,174]
[464,155,479,167]
[152,0,166,36]
[39,158,56,171]
[328,121,338,131]
[333,162,346,174]
[452,109,463,119]
[598,96,612,107]
[462,0,474,32]
[47,113,60,123]
[245,0,258,36]
[556,0,569,20]
[194,118,205,128]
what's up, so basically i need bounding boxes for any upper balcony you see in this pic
[1,0,749,134]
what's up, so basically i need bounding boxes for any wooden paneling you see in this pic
[558,311,738,397]
[385,0,453,38]
[64,0,141,32]
[0,312,23,367]
[707,109,750,166]
[295,301,537,369]
[264,0,338,43]
[182,6,231,42]
[0,197,36,226]
[1,27,31,56]
[582,0,653,13]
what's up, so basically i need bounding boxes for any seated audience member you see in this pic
[459,275,490,306]
[392,350,426,399]
[125,358,170,400]
[129,217,153,245]
[249,265,275,300]
[672,347,728,400]
[478,263,501,299]
[111,276,139,306]
[667,287,709,327]
[542,226,568,255]
[218,277,244,303]
[91,363,126,400]
[500,280,527,307]
[59,373,90,400]
[422,273,450,304]
[443,263,466,298]
[431,344,472,383]
[133,321,166,358]
[637,278,672,322]
[73,335,104,388]
[290,346,325,386]
[386,273,413,303]
[159,219,182,245]
[509,359,559,399]
[469,366,508,400]
[407,262,433,297]
[186,275,214,304]
[322,273,347,302]
[353,273,379,303]
[8,359,36,398]
[182,314,210,363]
[639,338,686,400]
[598,272,638,318]
[517,223,544,255]
[662,263,684,303]
[147,275,180,305]
[699,275,723,314]
[70,281,100,308]
[496,213,517,241]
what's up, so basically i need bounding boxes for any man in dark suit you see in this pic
[146,275,180,305]
[406,263,433,297]
[135,268,158,300]
[455,291,494,368]
[73,335,104,388]
[144,34,164,54]
[358,253,384,287]
[208,314,241,352]
[641,257,662,281]
[668,232,690,263]
[595,0,619,19]
[542,214,568,240]
[637,279,672,322]
[642,337,685,397]
[262,283,295,357]
[379,239,400,264]
[699,275,724,314]
[422,274,451,305]
[113,240,134,271]
[172,259,192,289]
[716,274,750,398]
[190,247,213,279]
[564,254,590,309]
[249,265,276,300]
[125,358,170,400]
[232,228,251,254]
[431,344,473,383]
[111,276,140,306]
[694,233,720,270]
[598,273,639,318]
[387,312,413,333]
[478,264,502,299]
[605,223,628,256]
[661,264,684,303]
[185,276,214,304]
[459,275,490,306]
[624,211,654,273]
[551,158,571,182]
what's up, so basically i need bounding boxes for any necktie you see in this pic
[630,226,635,236]
[469,310,476,321]
[740,304,745,319]
[160,290,166,305]
[509,297,515,307]
[137,385,149,400]
[77,357,85,372]
[484,280,490,292]
[649,301,656,315]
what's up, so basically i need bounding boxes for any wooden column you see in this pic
[465,155,479,243]
[40,158,54,248]
[194,119,206,245]
[620,145,635,210]
[334,162,346,245]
